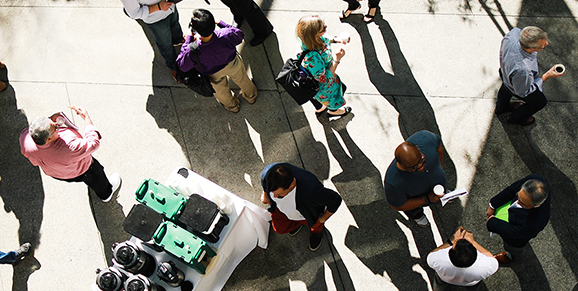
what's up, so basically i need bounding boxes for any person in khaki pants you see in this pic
[177,8,256,113]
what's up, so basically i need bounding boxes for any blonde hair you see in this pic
[296,15,325,51]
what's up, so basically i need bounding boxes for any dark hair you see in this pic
[190,9,215,37]
[265,165,294,193]
[449,239,477,268]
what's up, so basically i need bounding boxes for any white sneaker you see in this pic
[414,215,430,227]
[103,173,122,202]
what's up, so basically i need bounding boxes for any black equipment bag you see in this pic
[275,50,319,105]
[177,67,215,97]
[179,194,229,243]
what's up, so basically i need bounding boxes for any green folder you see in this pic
[494,200,514,222]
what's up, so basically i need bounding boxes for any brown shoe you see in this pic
[494,252,513,264]
[0,81,6,92]
[507,115,535,126]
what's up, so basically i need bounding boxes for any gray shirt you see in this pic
[499,27,543,97]
[121,0,175,24]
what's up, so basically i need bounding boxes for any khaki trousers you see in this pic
[209,54,257,110]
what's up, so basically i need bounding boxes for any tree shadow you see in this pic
[0,66,43,291]
[455,0,578,289]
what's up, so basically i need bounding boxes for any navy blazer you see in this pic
[486,175,550,248]
[261,163,342,227]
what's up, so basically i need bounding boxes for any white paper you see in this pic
[440,187,468,206]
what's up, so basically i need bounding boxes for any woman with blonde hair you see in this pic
[296,15,351,117]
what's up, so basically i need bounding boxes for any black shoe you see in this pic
[309,232,323,251]
[288,225,303,236]
[250,30,273,46]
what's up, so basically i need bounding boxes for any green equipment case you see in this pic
[136,179,187,220]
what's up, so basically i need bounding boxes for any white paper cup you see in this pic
[339,31,350,44]
[555,64,565,74]
[433,184,445,196]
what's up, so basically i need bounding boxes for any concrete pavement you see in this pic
[0,0,577,290]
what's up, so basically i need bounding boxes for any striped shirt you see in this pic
[499,27,543,97]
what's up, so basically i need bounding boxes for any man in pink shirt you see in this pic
[19,107,121,202]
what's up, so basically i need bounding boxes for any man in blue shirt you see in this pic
[496,26,564,125]
[384,130,446,227]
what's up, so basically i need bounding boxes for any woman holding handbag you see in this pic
[296,15,351,117]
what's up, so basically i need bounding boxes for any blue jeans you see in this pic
[147,7,183,71]
[0,251,16,264]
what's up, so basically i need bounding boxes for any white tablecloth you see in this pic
[94,168,271,291]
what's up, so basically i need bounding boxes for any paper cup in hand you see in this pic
[433,184,445,197]
[554,64,565,74]
[339,31,350,44]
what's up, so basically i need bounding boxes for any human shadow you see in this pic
[320,114,441,290]
[88,190,131,264]
[225,228,354,291]
[340,14,458,203]
[0,66,43,291]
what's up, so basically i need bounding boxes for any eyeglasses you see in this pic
[515,192,530,208]
[407,153,425,171]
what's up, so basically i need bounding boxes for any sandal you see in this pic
[340,4,361,19]
[328,106,352,117]
[363,7,378,23]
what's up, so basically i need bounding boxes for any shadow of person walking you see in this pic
[0,65,43,291]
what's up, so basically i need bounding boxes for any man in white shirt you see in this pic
[260,163,342,251]
[427,227,498,290]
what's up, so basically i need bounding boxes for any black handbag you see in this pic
[177,48,215,97]
[275,50,320,105]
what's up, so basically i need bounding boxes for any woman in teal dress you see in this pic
[296,15,352,117]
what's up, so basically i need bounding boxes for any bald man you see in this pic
[384,130,446,226]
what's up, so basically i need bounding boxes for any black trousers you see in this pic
[55,158,112,200]
[496,84,547,124]
[220,0,273,38]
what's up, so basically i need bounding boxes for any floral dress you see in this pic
[298,36,345,110]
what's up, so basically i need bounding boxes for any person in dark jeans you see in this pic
[220,0,273,46]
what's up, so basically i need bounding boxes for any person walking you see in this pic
[20,107,121,202]
[296,15,351,118]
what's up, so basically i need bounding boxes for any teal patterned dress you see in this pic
[298,36,345,110]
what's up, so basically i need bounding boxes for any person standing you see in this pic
[260,163,342,251]
[427,227,498,290]
[220,0,274,46]
[496,26,564,125]
[122,0,184,80]
[20,107,121,202]
[486,175,550,263]
[384,130,446,227]
[177,9,257,113]
[296,15,351,117]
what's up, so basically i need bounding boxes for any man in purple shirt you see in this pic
[177,9,257,113]
[496,26,564,126]
[19,107,121,202]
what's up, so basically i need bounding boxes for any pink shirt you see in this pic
[19,125,101,179]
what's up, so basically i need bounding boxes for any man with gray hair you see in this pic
[19,106,121,202]
[486,175,550,263]
[496,26,565,125]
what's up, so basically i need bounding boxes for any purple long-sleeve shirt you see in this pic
[177,21,244,75]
